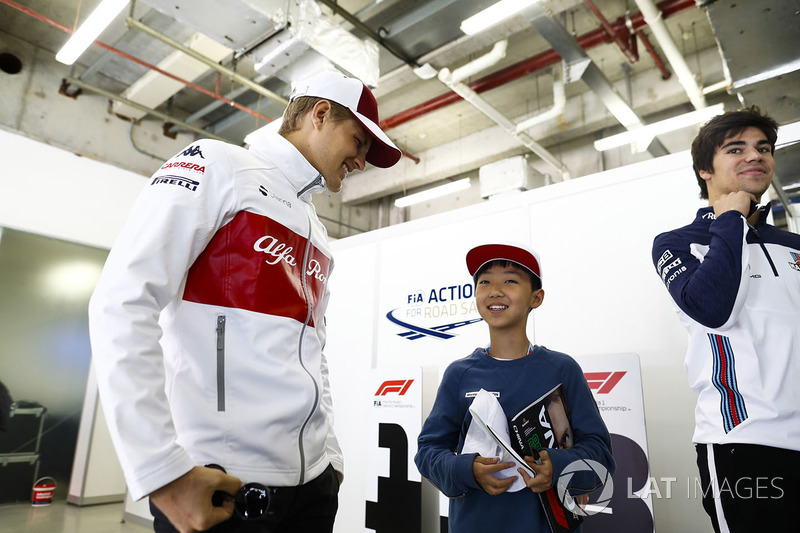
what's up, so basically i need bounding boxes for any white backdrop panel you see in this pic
[326,242,380,533]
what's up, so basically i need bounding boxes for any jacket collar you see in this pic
[695,202,773,226]
[247,129,327,199]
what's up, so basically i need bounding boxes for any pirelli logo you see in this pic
[151,175,200,192]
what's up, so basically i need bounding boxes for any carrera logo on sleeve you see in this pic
[790,251,800,272]
[151,175,200,191]
[160,161,206,173]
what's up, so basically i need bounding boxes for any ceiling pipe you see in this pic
[449,40,508,84]
[514,66,565,134]
[434,38,569,178]
[439,68,571,180]
[125,16,288,107]
[0,0,274,124]
[379,0,695,132]
[635,26,671,80]
[632,0,706,110]
[65,76,232,143]
[582,0,639,64]
[519,0,669,158]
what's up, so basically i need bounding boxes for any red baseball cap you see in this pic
[289,70,402,168]
[466,242,542,285]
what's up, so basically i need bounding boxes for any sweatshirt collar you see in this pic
[247,129,327,199]
[695,202,772,226]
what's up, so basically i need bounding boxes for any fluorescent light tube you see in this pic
[56,0,129,65]
[460,0,537,36]
[593,104,725,152]
[394,178,471,208]
[731,58,800,91]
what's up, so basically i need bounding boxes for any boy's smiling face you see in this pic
[475,263,544,333]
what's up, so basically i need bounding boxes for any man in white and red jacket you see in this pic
[89,71,401,533]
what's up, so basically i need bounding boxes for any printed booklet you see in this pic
[463,386,583,533]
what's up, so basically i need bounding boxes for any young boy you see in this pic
[415,242,614,532]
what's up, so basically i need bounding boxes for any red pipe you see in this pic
[638,30,671,80]
[583,0,639,64]
[0,0,273,123]
[380,0,695,131]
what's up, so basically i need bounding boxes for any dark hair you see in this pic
[691,105,778,199]
[278,96,353,136]
[474,260,542,291]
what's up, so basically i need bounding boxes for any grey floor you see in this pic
[0,500,151,533]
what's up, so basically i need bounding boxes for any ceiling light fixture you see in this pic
[731,58,800,91]
[460,0,538,36]
[55,0,129,65]
[394,178,471,208]
[593,103,725,153]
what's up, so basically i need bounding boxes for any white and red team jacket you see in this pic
[652,205,800,452]
[89,131,343,501]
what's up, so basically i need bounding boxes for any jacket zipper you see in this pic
[749,225,779,276]
[296,205,323,485]
[216,315,226,412]
[297,174,323,198]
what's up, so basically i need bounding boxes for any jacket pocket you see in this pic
[216,315,226,412]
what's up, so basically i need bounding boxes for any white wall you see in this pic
[0,127,148,249]
[0,129,141,511]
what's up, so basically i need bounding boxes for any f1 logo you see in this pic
[375,379,414,396]
[584,372,626,394]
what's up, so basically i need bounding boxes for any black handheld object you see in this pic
[205,463,273,521]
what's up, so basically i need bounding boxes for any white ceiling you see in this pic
[1,0,798,236]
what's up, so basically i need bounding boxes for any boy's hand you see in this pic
[473,456,516,495]
[518,449,553,493]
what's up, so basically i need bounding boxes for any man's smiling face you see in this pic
[699,126,775,204]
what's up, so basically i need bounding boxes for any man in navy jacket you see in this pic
[652,106,800,532]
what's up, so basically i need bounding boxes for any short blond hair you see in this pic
[278,96,353,135]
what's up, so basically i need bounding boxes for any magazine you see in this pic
[462,387,583,533]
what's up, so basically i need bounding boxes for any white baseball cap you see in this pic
[290,70,402,168]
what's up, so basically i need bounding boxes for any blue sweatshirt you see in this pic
[415,345,615,533]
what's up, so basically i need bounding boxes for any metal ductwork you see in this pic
[245,0,379,87]
[137,0,380,123]
[520,1,669,158]
[479,155,548,199]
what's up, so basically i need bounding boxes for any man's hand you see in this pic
[518,449,553,493]
[149,466,243,533]
[713,191,756,218]
[472,456,516,495]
